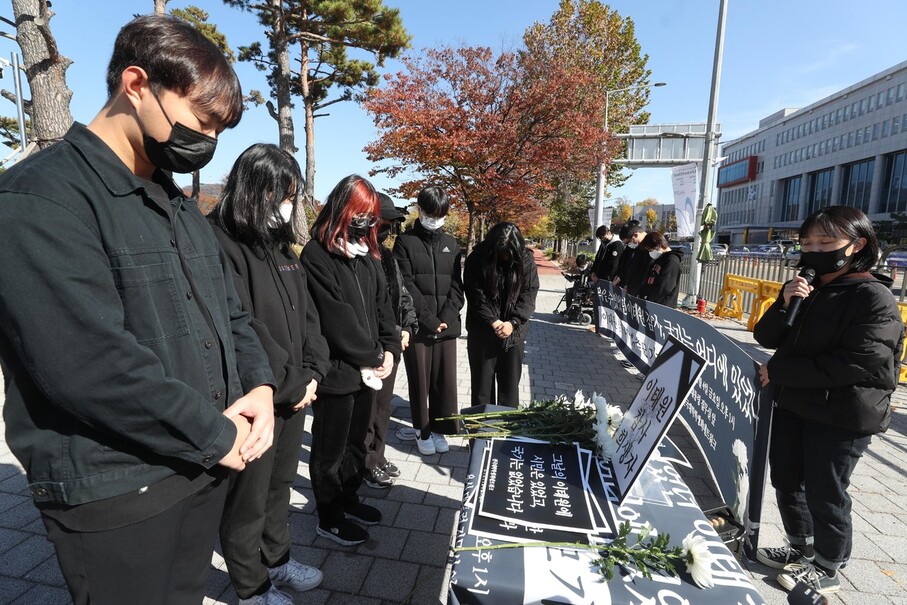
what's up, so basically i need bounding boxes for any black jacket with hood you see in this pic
[463,246,540,350]
[393,220,465,343]
[753,272,904,435]
[301,239,401,395]
[210,223,331,408]
[591,237,625,281]
[379,246,419,340]
[638,250,683,307]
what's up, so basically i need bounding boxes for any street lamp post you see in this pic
[594,81,666,252]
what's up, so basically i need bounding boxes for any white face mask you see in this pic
[649,250,663,260]
[335,238,370,258]
[267,202,293,228]
[627,242,639,249]
[419,211,445,231]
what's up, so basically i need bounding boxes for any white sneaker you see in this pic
[431,432,450,453]
[238,586,295,605]
[416,436,436,455]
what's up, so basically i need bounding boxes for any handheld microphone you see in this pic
[783,267,816,328]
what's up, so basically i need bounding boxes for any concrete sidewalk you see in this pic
[1,251,905,604]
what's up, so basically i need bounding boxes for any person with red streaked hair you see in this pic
[300,175,401,546]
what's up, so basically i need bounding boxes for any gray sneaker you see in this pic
[776,562,841,595]
[268,558,323,592]
[238,586,295,605]
[756,545,811,569]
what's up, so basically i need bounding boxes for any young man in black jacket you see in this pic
[0,16,276,604]
[393,186,465,456]
[590,224,624,283]
[363,194,419,488]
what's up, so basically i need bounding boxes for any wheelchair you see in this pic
[553,255,595,326]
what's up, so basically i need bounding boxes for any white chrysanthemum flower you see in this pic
[574,390,591,409]
[681,532,716,589]
[605,404,624,437]
[595,422,617,462]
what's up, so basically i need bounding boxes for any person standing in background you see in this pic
[301,175,401,547]
[464,222,539,407]
[363,193,418,488]
[753,206,903,596]
[612,221,643,289]
[590,225,624,283]
[210,144,330,605]
[637,232,683,308]
[0,15,276,604]
[394,185,465,456]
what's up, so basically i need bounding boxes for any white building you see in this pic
[717,61,907,244]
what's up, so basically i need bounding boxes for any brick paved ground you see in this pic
[1,248,905,604]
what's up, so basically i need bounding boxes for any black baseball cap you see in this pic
[379,192,406,221]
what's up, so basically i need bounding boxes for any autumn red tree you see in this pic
[363,46,607,250]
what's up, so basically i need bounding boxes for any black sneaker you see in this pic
[345,502,382,526]
[756,545,811,569]
[381,461,401,478]
[364,467,394,489]
[316,520,368,546]
[776,562,841,595]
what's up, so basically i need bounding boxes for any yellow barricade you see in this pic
[898,303,907,384]
[749,279,783,331]
[714,274,760,322]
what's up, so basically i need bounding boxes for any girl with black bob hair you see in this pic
[637,231,683,308]
[464,222,539,407]
[301,175,401,547]
[753,205,904,597]
[210,143,330,604]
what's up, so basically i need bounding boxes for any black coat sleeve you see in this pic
[641,255,681,306]
[507,251,540,345]
[438,247,465,327]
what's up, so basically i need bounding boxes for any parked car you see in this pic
[727,245,751,256]
[754,244,783,257]
[710,243,729,257]
[669,242,693,255]
[885,249,907,269]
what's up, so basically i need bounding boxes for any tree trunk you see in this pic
[191,169,200,199]
[299,35,317,213]
[12,0,73,149]
[466,210,477,256]
[153,0,167,15]
[271,0,296,154]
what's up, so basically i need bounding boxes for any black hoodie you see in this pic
[211,223,331,408]
[638,249,683,307]
[301,239,401,395]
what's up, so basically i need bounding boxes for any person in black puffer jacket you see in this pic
[210,144,331,602]
[393,185,465,456]
[464,222,539,407]
[637,231,683,308]
[301,175,401,548]
[753,206,904,596]
[363,194,419,488]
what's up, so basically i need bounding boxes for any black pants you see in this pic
[467,334,524,407]
[42,478,227,605]
[365,362,399,471]
[769,407,871,571]
[310,388,373,526]
[403,338,459,439]
[219,407,305,598]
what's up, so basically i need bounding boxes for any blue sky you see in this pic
[1,0,904,210]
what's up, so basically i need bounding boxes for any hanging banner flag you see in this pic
[672,163,699,237]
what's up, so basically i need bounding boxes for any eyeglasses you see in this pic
[351,214,379,228]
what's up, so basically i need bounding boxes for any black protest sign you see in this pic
[610,337,706,502]
[478,439,595,534]
[595,280,772,556]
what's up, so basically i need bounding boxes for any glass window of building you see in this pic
[860,98,867,115]
[842,158,875,213]
[864,126,872,141]
[887,87,895,106]
[872,123,880,141]
[856,129,863,146]
[882,120,890,138]
[836,108,843,124]
[894,116,901,135]
[868,95,875,113]
[807,168,834,216]
[878,92,885,107]
[781,175,802,222]
[898,83,905,102]
[851,102,858,119]
[881,151,907,214]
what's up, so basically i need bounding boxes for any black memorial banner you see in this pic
[449,440,768,605]
[595,280,772,555]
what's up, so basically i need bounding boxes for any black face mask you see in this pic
[348,225,370,241]
[800,240,855,276]
[141,91,217,173]
[377,224,392,243]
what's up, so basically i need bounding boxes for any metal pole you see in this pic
[593,92,611,254]
[685,0,728,307]
[12,52,27,150]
